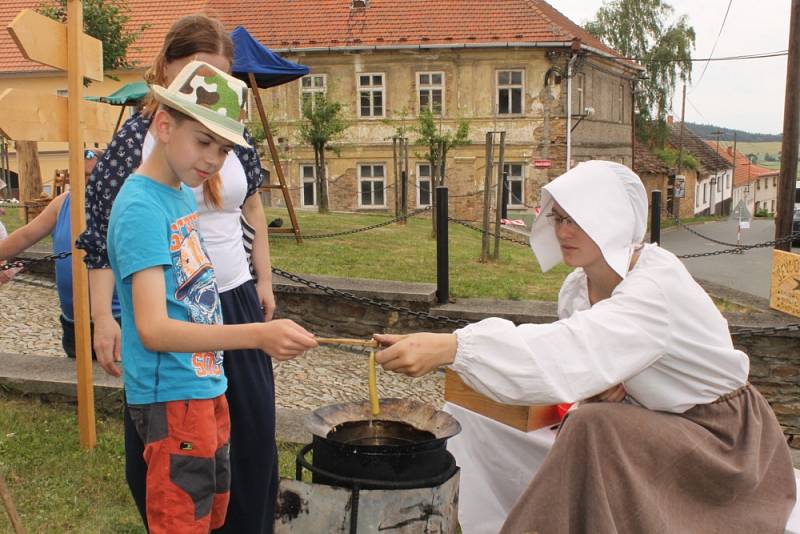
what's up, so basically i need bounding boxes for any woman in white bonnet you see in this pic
[375,160,795,533]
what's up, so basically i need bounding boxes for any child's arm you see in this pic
[89,268,122,377]
[0,193,66,260]
[132,266,317,359]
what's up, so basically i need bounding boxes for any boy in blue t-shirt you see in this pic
[107,61,317,533]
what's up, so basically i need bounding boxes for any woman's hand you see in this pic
[255,278,276,321]
[93,314,122,377]
[373,333,457,378]
[587,384,627,403]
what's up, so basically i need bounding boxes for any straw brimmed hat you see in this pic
[149,60,250,147]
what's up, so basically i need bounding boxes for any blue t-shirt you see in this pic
[53,193,121,321]
[107,174,226,405]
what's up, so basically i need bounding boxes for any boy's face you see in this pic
[156,111,234,188]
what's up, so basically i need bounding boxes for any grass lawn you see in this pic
[267,208,572,301]
[0,395,303,534]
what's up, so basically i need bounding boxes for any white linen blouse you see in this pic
[452,243,749,413]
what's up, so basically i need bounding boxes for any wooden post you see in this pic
[392,137,399,219]
[492,132,506,260]
[15,140,42,222]
[480,132,494,262]
[67,0,96,449]
[776,0,800,251]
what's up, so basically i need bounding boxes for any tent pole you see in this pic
[247,73,302,244]
[114,107,125,132]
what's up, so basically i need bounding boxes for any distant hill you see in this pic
[684,122,782,142]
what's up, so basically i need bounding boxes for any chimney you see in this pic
[352,0,368,7]
[727,146,734,156]
[667,115,673,125]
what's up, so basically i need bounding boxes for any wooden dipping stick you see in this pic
[316,337,379,349]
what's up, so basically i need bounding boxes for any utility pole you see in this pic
[675,83,687,218]
[776,0,800,250]
[711,129,724,216]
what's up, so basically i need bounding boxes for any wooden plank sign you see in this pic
[444,369,561,432]
[7,9,103,82]
[770,249,800,318]
[0,89,115,143]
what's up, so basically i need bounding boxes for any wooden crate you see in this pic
[444,369,561,432]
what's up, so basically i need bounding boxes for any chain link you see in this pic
[269,206,431,239]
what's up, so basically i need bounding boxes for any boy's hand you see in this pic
[94,315,122,377]
[373,333,457,378]
[257,319,317,360]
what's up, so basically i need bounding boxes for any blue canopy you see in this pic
[231,26,309,89]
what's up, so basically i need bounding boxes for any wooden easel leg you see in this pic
[247,74,303,244]
[0,470,25,534]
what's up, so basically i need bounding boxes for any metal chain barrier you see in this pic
[269,206,431,239]
[4,229,799,337]
[271,266,469,328]
[447,216,530,246]
[675,232,800,259]
[661,208,744,249]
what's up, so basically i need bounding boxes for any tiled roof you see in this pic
[704,141,778,188]
[667,122,731,174]
[633,140,673,175]
[1,0,630,74]
[219,0,623,56]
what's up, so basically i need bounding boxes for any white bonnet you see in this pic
[529,160,648,279]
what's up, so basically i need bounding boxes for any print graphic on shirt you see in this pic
[169,212,223,377]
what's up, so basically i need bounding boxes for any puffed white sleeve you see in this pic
[451,274,670,405]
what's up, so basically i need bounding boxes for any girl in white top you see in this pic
[376,160,795,533]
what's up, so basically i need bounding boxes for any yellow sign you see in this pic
[7,9,103,82]
[770,250,800,318]
[0,89,115,143]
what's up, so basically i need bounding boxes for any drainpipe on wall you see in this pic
[565,39,580,171]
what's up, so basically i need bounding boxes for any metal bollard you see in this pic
[436,186,449,304]
[650,190,661,244]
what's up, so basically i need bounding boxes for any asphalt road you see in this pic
[659,218,798,300]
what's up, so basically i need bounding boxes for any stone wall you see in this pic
[273,273,800,444]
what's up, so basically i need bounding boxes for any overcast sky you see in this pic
[550,0,791,135]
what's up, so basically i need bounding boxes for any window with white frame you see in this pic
[358,73,384,118]
[617,83,625,122]
[300,74,327,113]
[703,183,708,202]
[416,163,432,207]
[695,185,700,207]
[418,72,444,115]
[497,70,524,115]
[502,163,525,207]
[358,164,385,207]
[300,164,317,207]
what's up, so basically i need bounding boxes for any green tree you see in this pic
[415,109,470,235]
[415,109,470,188]
[296,93,349,214]
[38,0,148,81]
[585,0,695,144]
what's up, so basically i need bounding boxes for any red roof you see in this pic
[1,0,629,74]
[704,141,778,188]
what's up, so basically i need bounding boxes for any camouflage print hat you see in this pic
[149,60,250,147]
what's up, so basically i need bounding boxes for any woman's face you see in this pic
[164,52,231,85]
[550,203,604,269]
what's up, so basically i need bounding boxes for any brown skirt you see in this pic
[500,385,796,534]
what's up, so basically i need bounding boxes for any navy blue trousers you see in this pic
[125,280,278,533]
